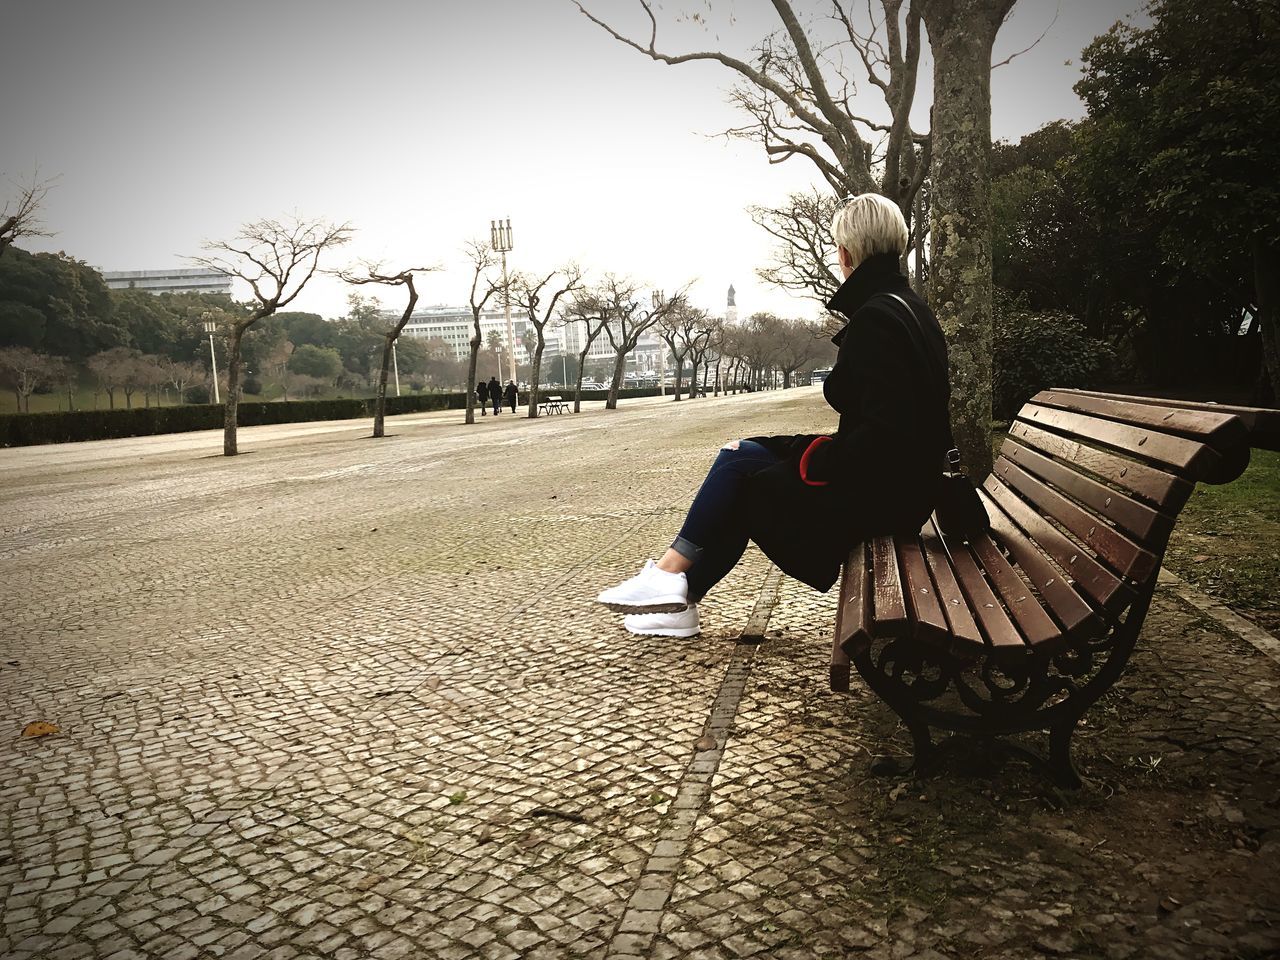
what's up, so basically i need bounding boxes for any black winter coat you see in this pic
[504,383,518,403]
[740,253,950,591]
[476,381,489,401]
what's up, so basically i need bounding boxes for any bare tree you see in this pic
[576,0,1017,474]
[86,347,137,410]
[774,318,828,388]
[656,298,713,402]
[462,241,502,425]
[337,262,438,438]
[561,293,612,413]
[0,347,52,412]
[750,190,843,309]
[599,277,685,409]
[190,216,352,455]
[165,359,206,406]
[511,265,584,418]
[133,354,169,408]
[0,171,56,259]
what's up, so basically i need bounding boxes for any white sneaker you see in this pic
[596,560,689,613]
[624,605,700,638]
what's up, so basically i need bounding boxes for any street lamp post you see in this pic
[391,338,402,397]
[490,218,516,385]
[201,312,220,404]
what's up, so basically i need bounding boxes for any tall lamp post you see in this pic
[490,218,516,385]
[201,312,221,404]
[391,337,402,397]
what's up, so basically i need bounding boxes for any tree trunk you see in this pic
[224,327,245,456]
[528,330,545,419]
[374,334,394,438]
[465,337,480,424]
[921,0,1012,479]
[606,350,627,410]
[1253,235,1279,406]
[673,355,685,401]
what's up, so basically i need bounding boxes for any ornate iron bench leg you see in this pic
[853,647,937,778]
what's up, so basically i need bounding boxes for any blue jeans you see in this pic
[671,440,781,602]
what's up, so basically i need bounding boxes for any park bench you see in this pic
[830,389,1280,788]
[538,395,570,416]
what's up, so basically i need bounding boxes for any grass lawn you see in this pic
[1164,448,1279,637]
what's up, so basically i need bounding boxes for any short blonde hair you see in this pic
[831,193,908,267]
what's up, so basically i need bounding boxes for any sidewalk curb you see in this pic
[1158,568,1280,667]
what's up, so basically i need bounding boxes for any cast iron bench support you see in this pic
[830,390,1279,789]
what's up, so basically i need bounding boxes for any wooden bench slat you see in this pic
[976,490,1103,641]
[948,543,1026,654]
[967,533,1063,650]
[1032,390,1248,449]
[1000,437,1174,546]
[982,476,1133,614]
[894,534,951,648]
[1008,420,1192,510]
[870,536,910,637]
[919,531,987,657]
[995,457,1159,584]
[832,542,870,692]
[1054,389,1280,452]
[1017,403,1221,480]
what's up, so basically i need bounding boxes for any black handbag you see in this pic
[883,293,990,541]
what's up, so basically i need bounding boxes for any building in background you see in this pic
[399,305,539,364]
[101,267,232,296]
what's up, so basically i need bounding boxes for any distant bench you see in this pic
[830,389,1279,788]
[538,396,570,416]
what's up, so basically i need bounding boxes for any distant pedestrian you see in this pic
[488,376,501,416]
[504,380,518,413]
[476,379,489,416]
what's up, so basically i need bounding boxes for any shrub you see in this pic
[992,291,1114,420]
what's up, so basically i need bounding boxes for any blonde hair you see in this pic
[831,193,908,268]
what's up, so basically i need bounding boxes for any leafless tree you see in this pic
[133,354,169,407]
[750,190,843,308]
[598,277,686,409]
[86,347,138,410]
[165,359,206,406]
[0,347,52,412]
[0,171,56,259]
[576,0,1021,476]
[656,298,713,402]
[774,318,829,388]
[337,261,438,438]
[560,293,612,413]
[511,265,585,418]
[190,216,352,455]
[462,241,502,425]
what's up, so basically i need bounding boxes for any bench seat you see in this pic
[830,389,1279,787]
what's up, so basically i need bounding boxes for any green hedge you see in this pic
[0,386,668,447]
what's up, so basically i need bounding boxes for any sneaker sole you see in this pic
[599,597,690,614]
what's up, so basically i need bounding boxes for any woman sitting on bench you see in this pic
[597,194,951,637]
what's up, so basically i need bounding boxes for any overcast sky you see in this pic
[4,0,1144,320]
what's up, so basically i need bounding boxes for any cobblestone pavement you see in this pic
[2,390,1277,960]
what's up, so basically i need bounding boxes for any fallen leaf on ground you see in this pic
[21,721,59,737]
[695,735,717,751]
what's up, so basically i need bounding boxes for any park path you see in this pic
[2,388,1278,960]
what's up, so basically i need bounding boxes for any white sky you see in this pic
[3,0,1144,320]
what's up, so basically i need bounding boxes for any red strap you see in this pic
[799,435,833,486]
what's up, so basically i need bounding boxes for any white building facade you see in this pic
[102,267,232,296]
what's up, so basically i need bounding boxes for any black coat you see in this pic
[487,379,501,401]
[476,381,489,400]
[504,383,518,402]
[740,253,950,591]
